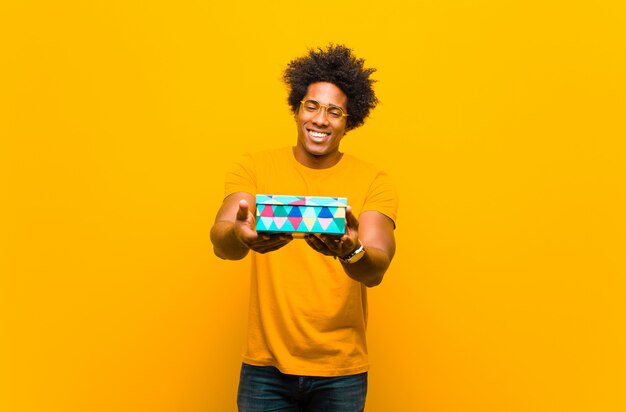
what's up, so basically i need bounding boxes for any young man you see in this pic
[211,44,398,411]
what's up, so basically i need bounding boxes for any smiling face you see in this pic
[293,82,348,169]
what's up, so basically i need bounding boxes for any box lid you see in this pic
[256,194,347,207]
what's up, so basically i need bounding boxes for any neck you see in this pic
[292,147,343,169]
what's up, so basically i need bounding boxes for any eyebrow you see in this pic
[305,98,345,109]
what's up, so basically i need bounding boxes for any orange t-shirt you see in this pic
[224,147,398,376]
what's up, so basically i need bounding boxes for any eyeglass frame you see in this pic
[299,99,349,120]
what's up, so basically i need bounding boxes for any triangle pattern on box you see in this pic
[256,194,347,235]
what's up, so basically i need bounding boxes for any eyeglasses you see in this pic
[300,99,349,120]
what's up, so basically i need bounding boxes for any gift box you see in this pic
[255,194,347,235]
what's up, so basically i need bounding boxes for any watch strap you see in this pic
[338,242,365,264]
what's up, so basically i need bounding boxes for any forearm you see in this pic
[340,245,391,287]
[210,221,250,260]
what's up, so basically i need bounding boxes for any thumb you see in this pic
[345,205,359,230]
[236,199,250,222]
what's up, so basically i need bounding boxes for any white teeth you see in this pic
[310,131,330,137]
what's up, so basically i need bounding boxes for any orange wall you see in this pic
[1,1,625,411]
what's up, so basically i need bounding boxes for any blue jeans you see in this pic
[237,363,368,412]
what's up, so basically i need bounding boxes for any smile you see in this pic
[308,129,330,138]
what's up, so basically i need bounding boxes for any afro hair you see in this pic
[283,44,378,131]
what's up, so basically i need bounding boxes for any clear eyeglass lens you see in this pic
[303,100,320,112]
[327,107,343,118]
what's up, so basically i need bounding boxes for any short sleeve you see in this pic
[362,171,399,227]
[224,153,257,198]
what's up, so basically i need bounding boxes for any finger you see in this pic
[345,205,359,230]
[255,244,288,254]
[253,238,293,254]
[305,235,333,255]
[249,233,292,250]
[263,233,292,241]
[319,234,341,242]
[318,234,342,250]
[304,235,323,250]
[236,199,250,221]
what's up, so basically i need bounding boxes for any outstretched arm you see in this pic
[305,207,396,287]
[210,192,293,260]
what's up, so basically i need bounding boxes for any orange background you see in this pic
[1,1,625,411]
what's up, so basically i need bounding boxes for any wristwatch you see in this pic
[338,242,365,264]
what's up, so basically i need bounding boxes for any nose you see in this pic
[311,107,329,126]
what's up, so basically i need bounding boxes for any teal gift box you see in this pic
[255,194,347,235]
